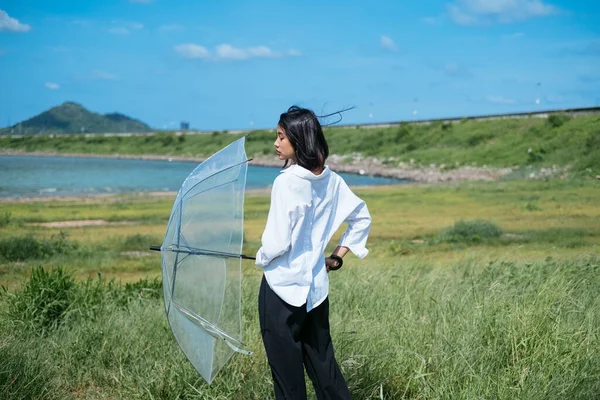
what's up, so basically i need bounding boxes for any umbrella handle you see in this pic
[149,245,255,260]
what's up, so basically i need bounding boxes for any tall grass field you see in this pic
[1,178,599,399]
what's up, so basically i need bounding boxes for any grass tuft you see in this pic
[0,212,11,228]
[0,232,78,262]
[439,219,503,243]
[119,233,156,251]
[5,266,77,332]
[547,112,572,128]
[3,266,163,334]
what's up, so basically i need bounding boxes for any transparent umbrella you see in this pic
[150,136,254,384]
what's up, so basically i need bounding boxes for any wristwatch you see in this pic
[329,254,343,270]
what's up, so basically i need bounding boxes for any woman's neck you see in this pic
[311,166,324,175]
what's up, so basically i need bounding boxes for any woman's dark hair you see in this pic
[278,106,329,171]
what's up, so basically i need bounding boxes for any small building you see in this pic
[180,121,190,130]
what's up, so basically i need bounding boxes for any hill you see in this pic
[0,102,152,135]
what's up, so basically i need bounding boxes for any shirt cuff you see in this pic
[255,248,269,268]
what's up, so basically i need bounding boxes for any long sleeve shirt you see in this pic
[255,164,372,311]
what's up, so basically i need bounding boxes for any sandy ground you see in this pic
[251,155,519,183]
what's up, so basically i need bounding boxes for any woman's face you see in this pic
[274,125,296,163]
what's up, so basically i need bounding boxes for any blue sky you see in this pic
[1,0,599,131]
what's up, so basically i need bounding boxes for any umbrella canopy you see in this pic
[155,136,253,384]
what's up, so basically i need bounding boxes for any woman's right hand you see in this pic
[325,256,342,272]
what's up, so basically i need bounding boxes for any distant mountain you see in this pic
[0,102,152,135]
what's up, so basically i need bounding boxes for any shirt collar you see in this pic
[282,164,331,180]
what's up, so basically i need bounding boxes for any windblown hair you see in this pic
[278,106,329,171]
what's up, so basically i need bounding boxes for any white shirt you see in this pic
[255,164,372,311]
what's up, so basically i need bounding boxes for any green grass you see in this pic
[1,258,598,399]
[438,220,503,244]
[1,178,599,398]
[0,232,78,262]
[2,113,599,175]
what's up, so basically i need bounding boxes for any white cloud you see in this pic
[0,9,31,32]
[422,16,439,24]
[447,5,478,25]
[108,21,143,35]
[92,70,118,81]
[216,44,250,60]
[215,44,296,60]
[174,43,301,61]
[174,43,210,59]
[447,0,558,25]
[45,82,60,90]
[486,95,516,104]
[380,35,398,52]
[109,27,130,35]
[0,48,6,55]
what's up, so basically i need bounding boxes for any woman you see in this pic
[255,106,372,399]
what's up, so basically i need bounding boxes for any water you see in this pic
[0,155,406,198]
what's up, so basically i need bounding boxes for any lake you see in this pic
[0,155,406,198]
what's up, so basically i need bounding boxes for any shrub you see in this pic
[394,126,410,143]
[0,232,77,262]
[160,133,175,146]
[3,267,164,334]
[547,113,571,128]
[405,142,418,152]
[5,266,77,332]
[120,234,156,251]
[0,212,10,228]
[122,277,162,301]
[467,133,491,147]
[584,130,600,155]
[439,220,503,243]
[527,146,546,163]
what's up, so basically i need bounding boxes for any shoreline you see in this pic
[0,150,529,183]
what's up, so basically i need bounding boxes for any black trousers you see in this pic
[259,276,351,400]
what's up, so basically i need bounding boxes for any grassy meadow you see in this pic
[1,178,599,399]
